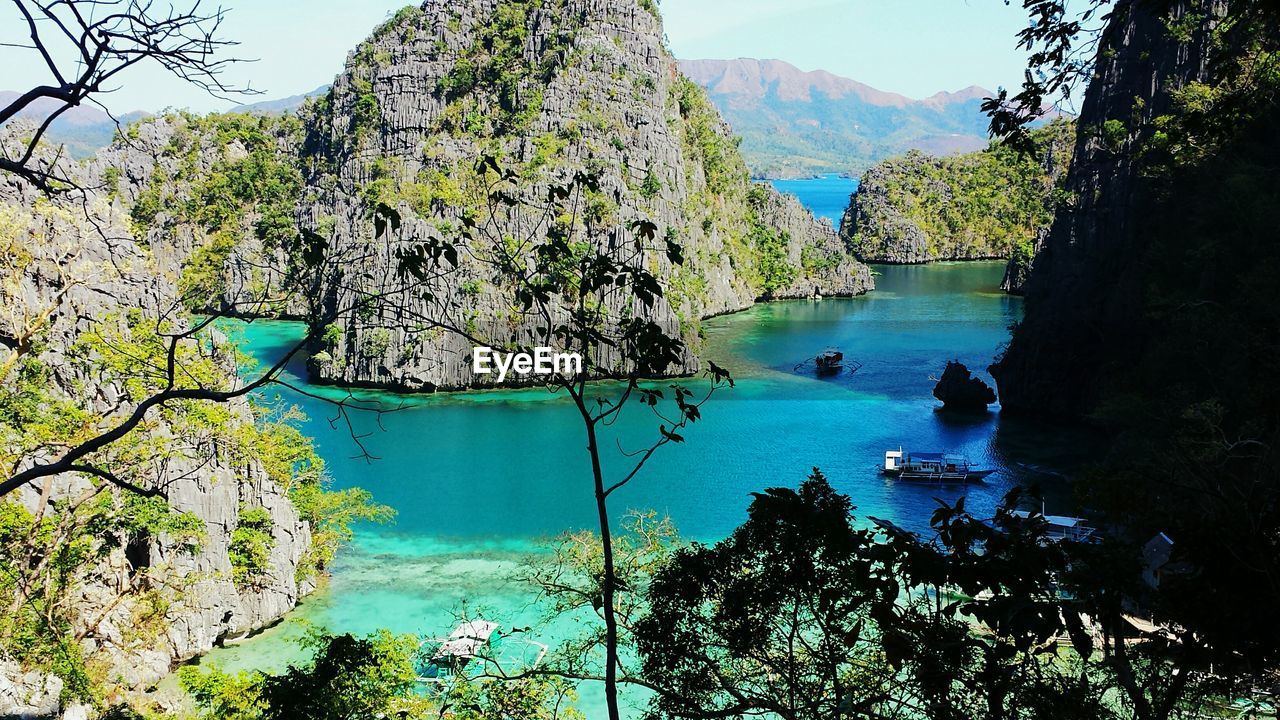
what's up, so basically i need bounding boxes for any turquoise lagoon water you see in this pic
[768,174,860,227]
[199,181,1091,717]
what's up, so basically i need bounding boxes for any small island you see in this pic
[932,361,997,412]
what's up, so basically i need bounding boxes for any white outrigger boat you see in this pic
[881,449,995,483]
[416,619,547,685]
[1010,509,1097,543]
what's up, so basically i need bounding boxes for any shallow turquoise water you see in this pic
[768,174,860,227]
[202,260,1093,717]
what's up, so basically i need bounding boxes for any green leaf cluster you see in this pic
[0,489,206,705]
[432,0,575,137]
[746,186,798,295]
[180,630,581,720]
[229,505,275,588]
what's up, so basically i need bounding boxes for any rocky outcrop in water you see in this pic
[0,130,314,716]
[932,361,997,412]
[990,0,1229,416]
[840,152,948,264]
[293,0,871,392]
[839,120,1073,268]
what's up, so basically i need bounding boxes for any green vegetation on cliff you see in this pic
[130,112,304,311]
[289,0,869,392]
[992,0,1280,709]
[841,119,1073,263]
[237,404,394,582]
[0,303,386,704]
[746,186,798,294]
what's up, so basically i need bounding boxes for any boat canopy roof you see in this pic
[1011,510,1086,528]
[434,620,499,660]
[1043,515,1084,528]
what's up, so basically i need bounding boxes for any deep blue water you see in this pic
[223,264,1088,546]
[768,173,860,227]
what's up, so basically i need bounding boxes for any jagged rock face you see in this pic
[753,188,872,300]
[298,0,871,391]
[840,122,1073,268]
[839,154,939,264]
[932,361,996,412]
[990,0,1228,416]
[89,114,311,319]
[0,132,313,713]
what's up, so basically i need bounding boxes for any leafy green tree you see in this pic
[875,493,1115,720]
[991,2,1280,715]
[630,473,1258,720]
[524,511,680,691]
[635,470,898,720]
[257,632,422,720]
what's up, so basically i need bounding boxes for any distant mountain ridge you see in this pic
[3,60,993,173]
[0,90,149,159]
[678,58,995,177]
[231,85,329,114]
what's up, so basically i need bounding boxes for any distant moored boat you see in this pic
[816,348,845,375]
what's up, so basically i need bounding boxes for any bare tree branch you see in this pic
[1,0,261,193]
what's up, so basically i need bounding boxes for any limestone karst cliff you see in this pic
[0,130,315,716]
[989,0,1235,416]
[98,111,311,319]
[95,1,872,394]
[838,120,1073,267]
[292,0,872,391]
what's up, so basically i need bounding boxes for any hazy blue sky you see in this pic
[0,0,1033,114]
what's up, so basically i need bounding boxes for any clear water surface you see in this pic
[768,173,860,227]
[199,180,1092,718]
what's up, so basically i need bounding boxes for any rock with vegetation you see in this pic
[991,1,1251,417]
[0,128,383,714]
[839,119,1073,265]
[990,0,1280,692]
[932,361,996,412]
[1000,227,1047,295]
[293,0,872,391]
[95,112,311,317]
